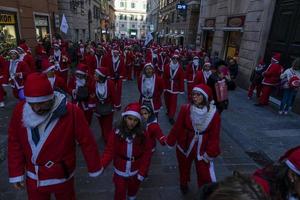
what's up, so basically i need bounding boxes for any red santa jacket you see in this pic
[107,56,126,80]
[166,104,221,160]
[157,54,170,74]
[5,60,30,89]
[50,76,68,93]
[35,44,47,57]
[252,169,271,195]
[84,53,97,75]
[0,56,6,85]
[68,76,94,111]
[262,63,283,86]
[101,129,152,180]
[124,50,135,66]
[89,79,117,112]
[163,64,185,94]
[194,70,206,85]
[186,63,201,83]
[137,74,164,112]
[50,49,70,74]
[22,54,35,72]
[145,120,165,152]
[8,95,102,187]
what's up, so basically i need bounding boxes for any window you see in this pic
[120,2,124,7]
[130,15,134,21]
[140,15,144,21]
[121,24,125,28]
[132,24,135,28]
[131,3,135,8]
[134,15,138,21]
[119,14,123,20]
[124,15,127,20]
[143,4,146,10]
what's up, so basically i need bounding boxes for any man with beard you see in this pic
[163,53,185,124]
[7,73,102,200]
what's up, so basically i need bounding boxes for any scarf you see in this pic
[9,59,19,77]
[193,60,200,68]
[75,78,86,90]
[203,70,212,83]
[142,75,155,98]
[190,104,216,132]
[96,80,107,100]
[54,50,61,62]
[112,56,120,72]
[48,77,55,88]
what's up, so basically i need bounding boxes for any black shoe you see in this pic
[169,118,175,125]
[180,185,189,195]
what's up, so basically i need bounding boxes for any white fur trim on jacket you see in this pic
[89,167,104,177]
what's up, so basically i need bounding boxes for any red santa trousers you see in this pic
[248,83,262,98]
[0,85,4,102]
[26,177,76,200]
[259,85,274,105]
[97,113,114,143]
[126,64,133,80]
[113,173,141,200]
[134,68,142,80]
[113,79,123,108]
[56,71,69,85]
[164,91,178,119]
[176,148,216,188]
[187,83,195,102]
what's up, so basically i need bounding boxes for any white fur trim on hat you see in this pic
[43,65,56,73]
[95,69,106,77]
[144,63,154,69]
[76,70,86,75]
[285,160,300,175]
[204,62,211,66]
[271,57,279,63]
[25,94,54,103]
[192,87,208,100]
[9,49,19,55]
[122,111,141,121]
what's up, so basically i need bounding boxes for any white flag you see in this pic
[60,14,69,34]
[144,32,153,47]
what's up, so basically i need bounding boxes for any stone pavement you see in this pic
[0,81,300,200]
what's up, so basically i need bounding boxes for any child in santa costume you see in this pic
[41,59,67,93]
[49,43,70,84]
[137,63,164,117]
[256,53,283,106]
[166,84,221,194]
[140,104,166,153]
[68,63,94,125]
[252,146,300,200]
[8,73,102,200]
[0,55,6,107]
[5,49,31,100]
[89,67,117,143]
[101,103,152,200]
[107,49,126,109]
[163,53,185,124]
[186,56,202,101]
[156,49,170,77]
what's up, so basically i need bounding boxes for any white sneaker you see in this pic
[0,102,4,108]
[284,111,288,115]
[278,110,283,115]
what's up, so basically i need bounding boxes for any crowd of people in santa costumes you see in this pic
[2,34,300,200]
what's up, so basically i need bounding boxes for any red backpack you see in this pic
[288,75,300,89]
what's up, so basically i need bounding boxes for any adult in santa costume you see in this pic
[76,43,86,62]
[124,46,135,80]
[35,39,48,71]
[17,45,35,73]
[68,63,94,125]
[186,56,202,101]
[140,104,166,153]
[166,84,221,194]
[133,52,144,79]
[95,45,108,69]
[137,63,164,116]
[252,146,300,200]
[256,53,283,106]
[163,53,185,124]
[84,47,97,77]
[89,67,116,143]
[100,103,152,200]
[49,43,70,84]
[7,72,102,200]
[41,59,67,93]
[0,55,6,107]
[107,49,126,109]
[156,49,170,77]
[5,49,30,100]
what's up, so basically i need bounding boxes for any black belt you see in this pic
[118,154,142,162]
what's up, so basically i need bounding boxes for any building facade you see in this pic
[146,0,159,33]
[0,0,58,52]
[197,0,300,112]
[157,0,200,48]
[108,0,116,40]
[114,0,147,39]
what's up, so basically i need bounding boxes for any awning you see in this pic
[202,27,215,31]
[222,27,244,32]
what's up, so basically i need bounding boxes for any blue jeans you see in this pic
[280,88,297,111]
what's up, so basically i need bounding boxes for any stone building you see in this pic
[114,0,147,39]
[196,0,300,112]
[157,0,200,48]
[146,0,159,33]
[0,0,58,51]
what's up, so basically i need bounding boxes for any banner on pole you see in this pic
[60,14,69,34]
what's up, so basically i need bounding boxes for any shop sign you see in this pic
[35,16,48,26]
[0,13,15,24]
[176,3,187,10]
[227,16,245,27]
[205,18,215,27]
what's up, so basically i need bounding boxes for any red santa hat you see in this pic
[192,84,213,102]
[203,62,211,67]
[280,146,300,176]
[41,59,56,73]
[144,63,154,69]
[76,63,88,75]
[95,67,108,77]
[53,42,60,48]
[172,52,180,59]
[272,53,281,63]
[18,43,29,53]
[193,56,199,60]
[121,102,141,121]
[16,46,25,53]
[24,73,54,103]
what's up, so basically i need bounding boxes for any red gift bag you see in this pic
[215,79,228,102]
